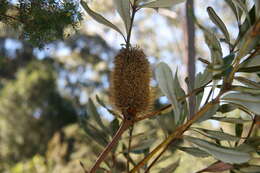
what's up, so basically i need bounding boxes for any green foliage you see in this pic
[0,60,77,167]
[0,0,82,47]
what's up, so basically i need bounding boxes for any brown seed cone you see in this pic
[110,47,153,118]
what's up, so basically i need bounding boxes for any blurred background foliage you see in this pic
[0,0,259,173]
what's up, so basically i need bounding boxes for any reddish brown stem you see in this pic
[89,119,133,173]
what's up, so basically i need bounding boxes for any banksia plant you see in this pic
[110,47,153,118]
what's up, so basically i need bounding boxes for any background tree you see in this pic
[0,0,259,173]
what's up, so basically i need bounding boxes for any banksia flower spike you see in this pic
[110,47,153,119]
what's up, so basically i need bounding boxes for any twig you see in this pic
[244,115,257,142]
[126,0,138,50]
[127,125,134,171]
[130,98,220,173]
[135,82,210,122]
[89,118,134,173]
[80,161,89,173]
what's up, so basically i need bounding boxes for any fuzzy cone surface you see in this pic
[110,47,153,117]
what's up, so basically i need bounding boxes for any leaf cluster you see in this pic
[0,0,82,47]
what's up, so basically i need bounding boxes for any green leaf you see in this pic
[194,128,240,141]
[198,25,224,75]
[87,98,108,132]
[236,20,260,61]
[130,138,156,154]
[207,7,230,43]
[140,0,185,8]
[196,104,219,122]
[239,55,260,69]
[79,116,108,147]
[224,0,239,22]
[211,117,250,124]
[114,0,131,34]
[217,104,237,113]
[96,95,121,118]
[109,118,120,136]
[155,62,181,123]
[177,147,210,157]
[81,1,125,39]
[184,136,251,164]
[235,123,243,138]
[239,165,260,173]
[159,159,180,173]
[221,92,260,114]
[194,69,212,89]
[235,76,260,89]
[232,86,260,95]
[232,0,251,25]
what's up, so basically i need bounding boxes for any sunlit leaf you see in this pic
[224,0,239,22]
[239,55,260,69]
[196,104,219,122]
[211,117,250,124]
[194,128,240,141]
[232,0,251,25]
[177,147,210,158]
[207,7,230,43]
[159,159,180,173]
[140,0,185,8]
[81,1,125,39]
[239,165,260,173]
[114,0,131,34]
[184,136,251,164]
[155,62,181,123]
[221,92,260,115]
[235,76,260,89]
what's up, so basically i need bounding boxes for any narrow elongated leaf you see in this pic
[81,1,125,38]
[96,95,121,118]
[221,92,260,114]
[235,76,260,89]
[178,147,210,157]
[159,159,180,173]
[239,165,260,172]
[196,161,233,173]
[87,98,108,132]
[79,117,108,147]
[224,0,239,22]
[130,138,157,154]
[239,55,260,69]
[207,7,230,42]
[211,117,250,124]
[114,0,131,33]
[194,128,240,141]
[197,104,219,122]
[236,23,260,61]
[140,0,185,8]
[232,86,260,95]
[198,24,224,75]
[232,0,251,25]
[155,62,180,123]
[185,136,251,164]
